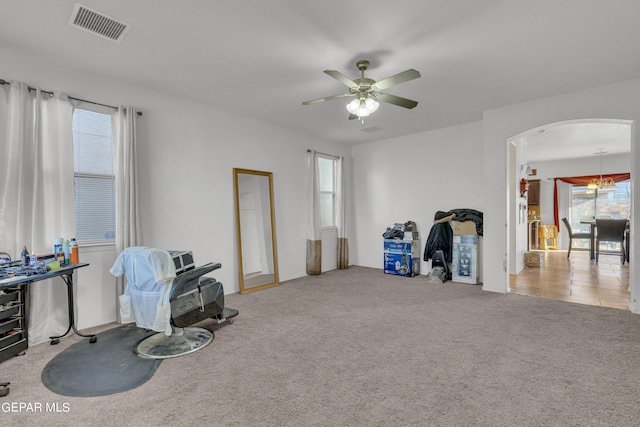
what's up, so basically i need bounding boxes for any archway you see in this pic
[506,119,632,309]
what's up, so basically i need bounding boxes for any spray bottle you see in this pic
[70,238,79,264]
[20,246,29,266]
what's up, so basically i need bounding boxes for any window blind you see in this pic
[72,108,116,241]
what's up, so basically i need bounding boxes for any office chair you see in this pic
[110,247,238,359]
[595,219,627,264]
[561,218,592,258]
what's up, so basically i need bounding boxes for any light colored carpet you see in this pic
[3,266,640,426]
[243,272,274,288]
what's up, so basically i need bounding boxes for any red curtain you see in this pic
[553,173,630,231]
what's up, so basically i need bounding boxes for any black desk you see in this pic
[0,263,95,359]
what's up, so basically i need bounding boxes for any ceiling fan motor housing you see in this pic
[356,60,370,71]
[352,78,376,94]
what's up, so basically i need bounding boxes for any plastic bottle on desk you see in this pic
[20,246,29,266]
[70,238,79,264]
[62,240,70,265]
[53,238,63,256]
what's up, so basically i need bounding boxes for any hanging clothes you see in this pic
[423,209,483,262]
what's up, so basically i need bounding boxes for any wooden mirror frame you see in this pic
[233,168,279,294]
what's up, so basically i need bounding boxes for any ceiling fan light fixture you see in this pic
[346,98,360,115]
[346,96,379,118]
[365,97,379,113]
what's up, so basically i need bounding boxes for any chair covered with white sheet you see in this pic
[110,247,237,359]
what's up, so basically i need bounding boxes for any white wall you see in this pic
[351,121,484,280]
[75,244,118,328]
[321,228,338,272]
[0,46,352,328]
[483,78,640,314]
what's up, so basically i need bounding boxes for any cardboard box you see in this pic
[524,251,544,267]
[384,239,420,277]
[452,220,477,235]
[451,221,479,284]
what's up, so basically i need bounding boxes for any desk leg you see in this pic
[49,271,97,345]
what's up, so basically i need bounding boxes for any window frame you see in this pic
[317,154,337,229]
[72,102,116,244]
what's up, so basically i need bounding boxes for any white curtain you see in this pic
[113,106,141,322]
[336,156,348,269]
[0,81,75,345]
[557,180,572,250]
[306,150,321,274]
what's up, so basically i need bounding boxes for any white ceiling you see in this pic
[520,120,632,163]
[2,1,640,147]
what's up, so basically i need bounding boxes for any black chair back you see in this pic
[595,219,627,243]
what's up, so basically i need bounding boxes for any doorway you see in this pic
[507,119,632,309]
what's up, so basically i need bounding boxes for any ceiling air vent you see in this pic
[68,3,131,43]
[361,126,381,133]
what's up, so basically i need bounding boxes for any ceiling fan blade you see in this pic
[373,69,420,91]
[324,70,359,90]
[377,92,418,109]
[302,93,352,105]
[348,113,358,120]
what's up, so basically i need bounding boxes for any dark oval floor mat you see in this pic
[41,324,162,397]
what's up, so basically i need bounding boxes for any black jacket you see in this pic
[423,209,483,262]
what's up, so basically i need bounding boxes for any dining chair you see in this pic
[595,219,627,264]
[561,218,591,258]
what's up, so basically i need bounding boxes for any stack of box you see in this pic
[383,222,420,277]
[451,221,479,284]
[384,239,420,277]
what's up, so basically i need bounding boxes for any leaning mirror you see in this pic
[233,168,279,294]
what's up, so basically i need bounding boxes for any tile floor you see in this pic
[509,249,630,310]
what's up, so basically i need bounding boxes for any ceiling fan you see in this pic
[302,60,420,121]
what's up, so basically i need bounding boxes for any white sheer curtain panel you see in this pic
[306,150,321,274]
[0,81,75,345]
[336,156,348,269]
[113,106,141,322]
[557,180,572,250]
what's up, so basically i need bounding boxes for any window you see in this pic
[318,155,336,227]
[72,106,116,242]
[570,181,630,248]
